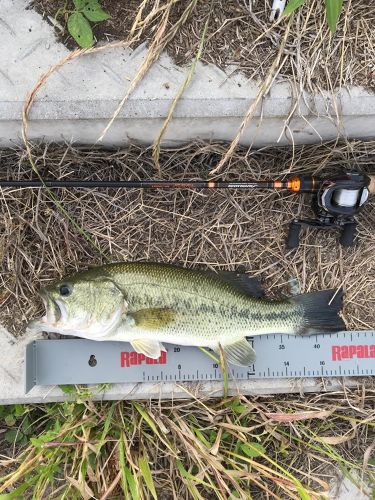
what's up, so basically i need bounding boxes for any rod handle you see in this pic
[286,221,301,249]
[368,175,375,195]
[340,222,357,247]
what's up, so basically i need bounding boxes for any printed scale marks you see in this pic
[25,331,375,392]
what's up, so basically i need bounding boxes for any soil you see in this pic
[31,0,375,91]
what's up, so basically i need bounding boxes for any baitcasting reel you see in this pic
[286,172,373,248]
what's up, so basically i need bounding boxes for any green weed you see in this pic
[283,0,344,33]
[1,392,374,498]
[57,0,110,48]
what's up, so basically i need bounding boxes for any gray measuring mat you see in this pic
[25,331,375,392]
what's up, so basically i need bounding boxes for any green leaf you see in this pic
[368,458,375,466]
[0,480,31,499]
[83,0,110,22]
[139,457,157,500]
[73,0,86,9]
[21,416,32,435]
[30,429,58,447]
[97,403,115,454]
[5,430,23,444]
[209,430,217,443]
[59,384,76,394]
[132,402,159,436]
[240,442,266,458]
[233,403,248,414]
[118,436,128,496]
[124,465,139,500]
[325,0,344,33]
[67,12,93,48]
[5,414,16,427]
[14,404,26,417]
[175,460,215,489]
[193,427,210,447]
[297,486,311,500]
[283,0,306,16]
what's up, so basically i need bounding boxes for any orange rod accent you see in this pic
[288,176,301,192]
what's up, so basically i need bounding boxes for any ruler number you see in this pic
[279,344,285,350]
[177,364,181,369]
[174,347,180,352]
[320,361,325,365]
[284,361,289,366]
[314,344,320,349]
[213,363,218,368]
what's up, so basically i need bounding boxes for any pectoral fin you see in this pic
[217,338,256,367]
[131,339,166,359]
[128,308,176,329]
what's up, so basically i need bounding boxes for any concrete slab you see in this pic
[1,326,372,405]
[1,0,375,148]
[330,470,372,500]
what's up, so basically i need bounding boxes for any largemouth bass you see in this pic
[28,262,345,366]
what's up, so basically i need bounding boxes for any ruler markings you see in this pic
[26,331,375,390]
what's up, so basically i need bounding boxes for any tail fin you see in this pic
[292,289,346,335]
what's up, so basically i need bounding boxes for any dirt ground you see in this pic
[0,140,374,336]
[31,0,375,91]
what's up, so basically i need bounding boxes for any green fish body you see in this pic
[28,262,345,366]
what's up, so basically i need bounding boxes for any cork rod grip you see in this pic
[368,175,375,195]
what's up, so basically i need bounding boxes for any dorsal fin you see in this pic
[206,270,264,298]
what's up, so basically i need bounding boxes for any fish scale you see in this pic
[105,263,304,340]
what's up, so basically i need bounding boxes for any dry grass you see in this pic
[168,0,375,91]
[0,140,374,335]
[33,0,375,91]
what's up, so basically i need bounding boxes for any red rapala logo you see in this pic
[121,351,167,368]
[332,344,375,361]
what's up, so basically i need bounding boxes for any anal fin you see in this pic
[131,339,166,359]
[217,338,256,367]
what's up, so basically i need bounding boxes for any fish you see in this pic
[28,262,346,367]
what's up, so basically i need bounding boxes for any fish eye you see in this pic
[59,284,71,297]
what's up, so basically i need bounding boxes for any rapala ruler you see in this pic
[25,331,375,392]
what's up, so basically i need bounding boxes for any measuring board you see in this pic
[25,331,375,392]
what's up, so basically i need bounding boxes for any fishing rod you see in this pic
[0,178,313,190]
[1,171,374,248]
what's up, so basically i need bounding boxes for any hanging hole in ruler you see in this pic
[88,354,97,367]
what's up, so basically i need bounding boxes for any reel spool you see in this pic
[287,172,371,249]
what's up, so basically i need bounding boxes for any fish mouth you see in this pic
[29,291,62,329]
[41,291,62,325]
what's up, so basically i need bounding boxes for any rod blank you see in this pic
[0,179,278,190]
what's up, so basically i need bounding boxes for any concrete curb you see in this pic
[1,0,375,147]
